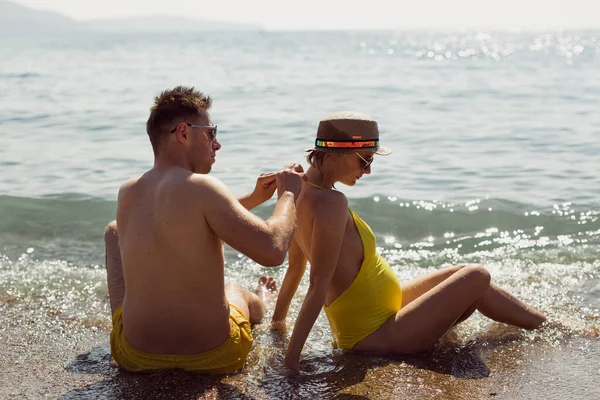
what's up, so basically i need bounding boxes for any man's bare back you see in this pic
[104,86,305,372]
[117,167,235,354]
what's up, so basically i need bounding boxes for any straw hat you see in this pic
[306,111,391,155]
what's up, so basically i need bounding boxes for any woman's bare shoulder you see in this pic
[302,187,348,220]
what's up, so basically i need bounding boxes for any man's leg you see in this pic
[226,277,277,324]
[105,221,125,315]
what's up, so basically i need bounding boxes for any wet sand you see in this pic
[2,305,599,400]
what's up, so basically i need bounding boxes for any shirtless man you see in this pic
[104,86,305,374]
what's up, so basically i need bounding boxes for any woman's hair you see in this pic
[306,150,342,188]
[306,150,326,171]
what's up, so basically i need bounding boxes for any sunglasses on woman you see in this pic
[356,153,374,171]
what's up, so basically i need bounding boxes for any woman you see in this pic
[272,111,546,373]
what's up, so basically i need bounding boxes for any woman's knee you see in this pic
[463,264,491,290]
[442,263,474,278]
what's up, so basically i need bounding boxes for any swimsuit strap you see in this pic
[306,181,329,190]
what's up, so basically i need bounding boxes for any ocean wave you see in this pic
[0,194,597,265]
[1,193,597,238]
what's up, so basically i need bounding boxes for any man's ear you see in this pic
[173,123,187,144]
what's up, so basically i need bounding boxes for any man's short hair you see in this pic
[146,86,212,155]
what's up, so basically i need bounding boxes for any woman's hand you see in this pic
[252,172,277,204]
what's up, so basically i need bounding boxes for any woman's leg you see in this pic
[401,264,479,325]
[400,264,545,329]
[357,264,546,354]
[401,264,470,307]
[356,264,491,354]
[477,283,546,330]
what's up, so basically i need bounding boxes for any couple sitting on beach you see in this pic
[104,86,546,375]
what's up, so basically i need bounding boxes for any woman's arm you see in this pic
[283,194,348,372]
[272,237,308,328]
[238,173,277,210]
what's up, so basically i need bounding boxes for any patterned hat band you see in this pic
[315,139,380,149]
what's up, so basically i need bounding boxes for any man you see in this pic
[104,86,305,374]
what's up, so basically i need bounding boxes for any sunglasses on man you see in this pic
[170,123,218,141]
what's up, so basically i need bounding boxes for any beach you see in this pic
[1,30,599,398]
[2,305,599,399]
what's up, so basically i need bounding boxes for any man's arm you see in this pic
[202,166,303,266]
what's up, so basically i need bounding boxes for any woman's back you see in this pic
[293,181,364,307]
[294,181,402,348]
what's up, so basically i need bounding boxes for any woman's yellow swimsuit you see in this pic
[307,182,403,349]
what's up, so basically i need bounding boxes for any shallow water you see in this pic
[1,30,599,398]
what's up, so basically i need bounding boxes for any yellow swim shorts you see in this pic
[110,304,253,374]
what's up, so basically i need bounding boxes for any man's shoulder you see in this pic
[117,174,143,201]
[161,170,235,205]
[187,172,223,189]
[117,169,233,207]
[119,169,224,192]
[182,173,234,203]
[119,174,143,191]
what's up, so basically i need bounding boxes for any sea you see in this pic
[1,30,599,399]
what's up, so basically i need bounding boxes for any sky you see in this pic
[13,0,600,30]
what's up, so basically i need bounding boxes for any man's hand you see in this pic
[276,163,306,199]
